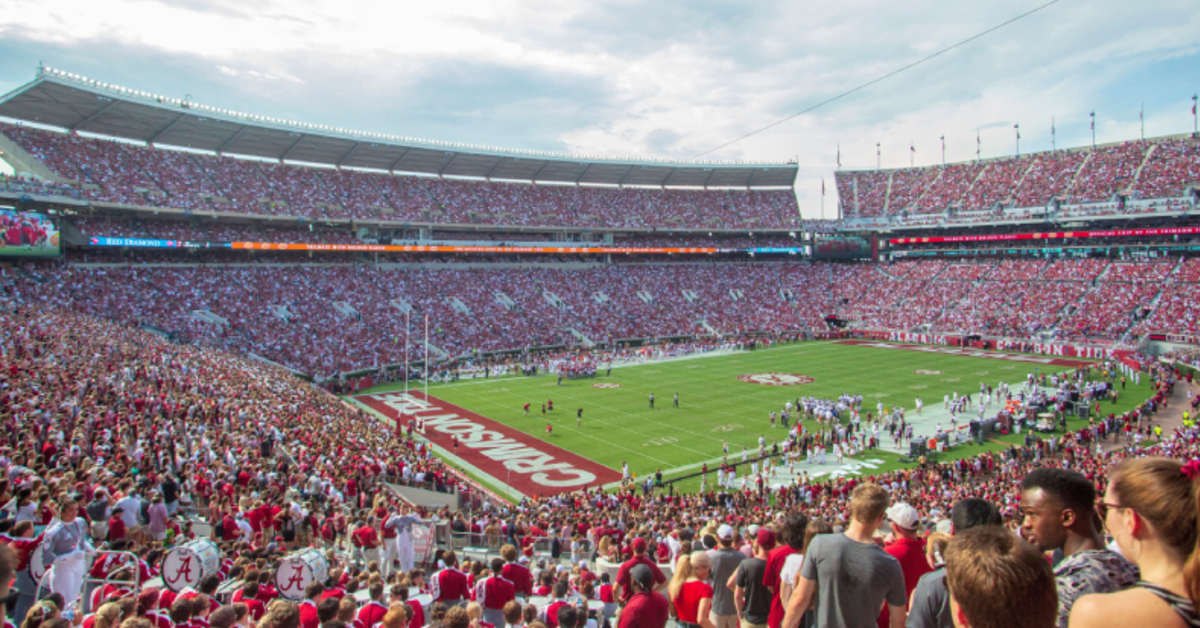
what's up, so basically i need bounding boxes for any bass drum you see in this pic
[161,539,221,592]
[28,544,47,583]
[275,549,329,601]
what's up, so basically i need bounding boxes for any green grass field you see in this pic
[356,340,1154,495]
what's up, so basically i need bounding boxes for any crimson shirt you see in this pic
[673,580,713,623]
[618,591,670,628]
[616,555,665,603]
[763,545,795,628]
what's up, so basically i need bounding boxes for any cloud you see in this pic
[215,64,304,85]
[0,0,1197,218]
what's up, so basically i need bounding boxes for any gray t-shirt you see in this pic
[708,547,745,616]
[734,557,772,625]
[801,533,906,628]
[905,566,950,628]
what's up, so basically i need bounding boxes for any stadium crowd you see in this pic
[837,136,1200,219]
[0,297,1198,628]
[4,253,1192,376]
[0,125,799,231]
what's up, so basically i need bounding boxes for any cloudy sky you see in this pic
[0,0,1197,218]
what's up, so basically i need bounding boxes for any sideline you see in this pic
[365,342,829,392]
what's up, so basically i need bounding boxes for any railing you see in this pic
[40,550,144,614]
[446,531,593,564]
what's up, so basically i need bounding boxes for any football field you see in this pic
[351,339,1144,496]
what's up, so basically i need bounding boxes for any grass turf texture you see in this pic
[359,341,1152,495]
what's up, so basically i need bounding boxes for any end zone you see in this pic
[354,390,622,498]
[834,339,1094,368]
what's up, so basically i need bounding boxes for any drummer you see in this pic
[5,520,44,623]
[499,544,533,598]
[475,558,516,628]
[430,550,468,607]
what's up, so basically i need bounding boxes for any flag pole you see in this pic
[404,309,409,396]
[424,313,429,401]
[820,179,825,218]
[1193,94,1198,135]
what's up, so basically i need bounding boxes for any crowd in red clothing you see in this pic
[838,136,1200,219]
[0,124,799,231]
[4,253,1193,377]
[0,267,1197,628]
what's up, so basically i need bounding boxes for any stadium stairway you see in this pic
[0,131,61,181]
[564,327,595,347]
[883,172,894,215]
[1119,256,1184,345]
[1063,150,1095,199]
[960,163,992,208]
[386,482,459,511]
[1130,143,1158,194]
[1010,156,1040,206]
[911,167,944,212]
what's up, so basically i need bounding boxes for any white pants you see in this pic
[47,551,87,609]
[381,537,400,578]
[398,531,415,572]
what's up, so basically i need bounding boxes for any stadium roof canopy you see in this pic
[0,68,798,189]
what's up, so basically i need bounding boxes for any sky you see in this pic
[0,0,1197,219]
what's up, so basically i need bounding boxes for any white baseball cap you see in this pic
[717,524,735,540]
[886,503,920,530]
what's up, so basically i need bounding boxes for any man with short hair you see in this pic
[944,526,1057,628]
[499,544,533,597]
[1019,468,1138,628]
[783,483,907,628]
[879,502,931,628]
[431,550,469,606]
[730,527,775,628]
[475,558,515,628]
[299,582,324,628]
[709,524,744,628]
[906,498,1003,628]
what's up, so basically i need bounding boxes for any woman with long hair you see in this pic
[668,551,715,628]
[1069,457,1200,627]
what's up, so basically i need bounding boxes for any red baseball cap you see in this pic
[755,528,776,550]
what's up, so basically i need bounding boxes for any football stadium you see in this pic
[1,5,1199,628]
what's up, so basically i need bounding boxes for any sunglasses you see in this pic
[1095,501,1125,520]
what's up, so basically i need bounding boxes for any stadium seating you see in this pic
[0,123,800,229]
[837,137,1199,221]
[1067,141,1150,203]
[1135,137,1200,199]
[16,253,1195,375]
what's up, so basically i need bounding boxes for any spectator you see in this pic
[880,502,932,628]
[1019,468,1139,628]
[1069,457,1200,627]
[668,550,715,628]
[764,513,809,628]
[906,498,1004,628]
[731,528,775,628]
[0,543,14,624]
[944,526,1057,628]
[708,524,744,628]
[774,512,810,624]
[782,483,907,628]
[617,564,669,628]
[616,537,665,604]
